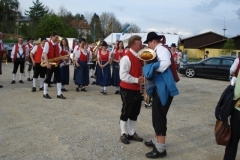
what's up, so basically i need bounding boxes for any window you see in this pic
[222,59,234,65]
[204,58,220,65]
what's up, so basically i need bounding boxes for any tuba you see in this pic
[91,40,103,61]
[138,48,156,108]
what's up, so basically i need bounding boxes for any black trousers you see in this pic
[28,58,33,71]
[89,61,96,69]
[12,59,25,74]
[152,90,173,136]
[120,87,142,121]
[33,63,46,79]
[44,66,61,84]
[224,108,240,160]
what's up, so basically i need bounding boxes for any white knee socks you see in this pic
[128,119,136,136]
[120,120,127,135]
[57,83,62,95]
[43,83,48,95]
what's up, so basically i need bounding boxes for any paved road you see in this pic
[0,63,238,160]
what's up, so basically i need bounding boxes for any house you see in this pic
[180,31,240,59]
[70,19,91,39]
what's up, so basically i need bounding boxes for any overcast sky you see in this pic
[18,0,240,38]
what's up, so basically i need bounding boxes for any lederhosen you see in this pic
[12,44,26,74]
[27,43,34,71]
[33,45,46,79]
[89,46,96,70]
[44,42,61,84]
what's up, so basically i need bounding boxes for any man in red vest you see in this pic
[119,35,144,145]
[11,36,26,84]
[30,37,46,92]
[26,37,34,81]
[42,32,66,99]
[0,32,4,88]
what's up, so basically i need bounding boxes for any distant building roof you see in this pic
[70,19,91,30]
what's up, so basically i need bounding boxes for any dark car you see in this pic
[178,56,236,80]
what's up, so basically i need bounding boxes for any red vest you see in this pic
[120,51,142,90]
[99,50,109,61]
[114,49,125,60]
[61,49,68,56]
[34,45,43,63]
[79,51,88,62]
[47,42,60,59]
[13,44,26,60]
[27,43,33,51]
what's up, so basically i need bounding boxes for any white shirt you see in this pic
[31,45,44,55]
[119,48,139,84]
[73,46,90,61]
[43,41,62,55]
[154,44,171,72]
[230,57,239,75]
[11,44,25,58]
[25,43,34,56]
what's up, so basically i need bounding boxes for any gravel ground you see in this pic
[0,63,239,160]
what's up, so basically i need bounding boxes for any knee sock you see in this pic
[12,74,16,80]
[120,120,127,135]
[116,86,120,91]
[28,71,31,78]
[128,119,136,136]
[44,83,48,95]
[62,84,65,89]
[39,78,44,88]
[19,73,23,80]
[103,86,106,91]
[33,78,36,87]
[155,142,166,153]
[57,83,62,95]
[152,137,157,145]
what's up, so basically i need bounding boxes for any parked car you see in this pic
[178,56,236,80]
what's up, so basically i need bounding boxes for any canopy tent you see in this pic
[104,32,180,47]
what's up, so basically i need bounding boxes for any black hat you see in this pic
[101,41,108,46]
[171,43,177,47]
[79,38,86,43]
[40,37,46,42]
[143,32,163,44]
[27,37,34,41]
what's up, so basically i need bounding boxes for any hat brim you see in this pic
[143,35,163,44]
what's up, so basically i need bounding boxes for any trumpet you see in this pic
[40,54,70,67]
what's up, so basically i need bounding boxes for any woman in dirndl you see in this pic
[73,41,90,92]
[96,41,111,94]
[60,38,70,91]
[111,41,125,94]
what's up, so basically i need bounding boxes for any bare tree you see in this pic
[58,5,71,17]
[84,11,94,24]
[122,22,141,33]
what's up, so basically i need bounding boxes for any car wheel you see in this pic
[185,68,195,78]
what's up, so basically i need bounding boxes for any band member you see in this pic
[111,40,125,94]
[60,38,70,91]
[0,32,4,88]
[73,41,90,92]
[11,36,27,84]
[30,37,46,92]
[89,42,96,78]
[96,41,111,94]
[119,35,144,144]
[26,37,34,81]
[143,32,179,158]
[42,32,66,99]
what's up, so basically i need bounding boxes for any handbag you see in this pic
[214,119,231,146]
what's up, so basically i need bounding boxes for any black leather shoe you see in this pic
[103,91,107,95]
[145,140,155,147]
[11,80,15,84]
[61,88,68,92]
[76,87,80,92]
[0,85,3,88]
[91,81,96,85]
[81,88,87,92]
[57,94,66,99]
[32,87,36,92]
[115,90,120,94]
[120,133,129,144]
[43,94,51,99]
[39,87,43,91]
[48,84,52,87]
[128,132,143,142]
[19,80,24,83]
[27,78,32,81]
[146,148,167,158]
[91,76,94,78]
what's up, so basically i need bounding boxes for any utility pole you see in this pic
[223,17,227,39]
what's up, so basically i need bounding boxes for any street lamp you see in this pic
[19,25,22,35]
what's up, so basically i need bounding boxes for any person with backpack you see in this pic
[224,73,240,159]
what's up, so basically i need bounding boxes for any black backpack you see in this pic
[215,85,237,121]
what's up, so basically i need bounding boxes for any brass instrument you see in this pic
[92,40,103,61]
[138,48,156,108]
[40,54,70,67]
[0,50,8,65]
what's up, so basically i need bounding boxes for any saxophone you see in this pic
[40,54,70,67]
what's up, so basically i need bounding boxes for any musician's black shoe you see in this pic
[61,88,68,92]
[43,94,51,99]
[128,132,143,142]
[48,84,52,87]
[145,140,155,147]
[91,76,94,78]
[57,94,66,99]
[81,88,87,92]
[76,87,80,92]
[32,87,36,92]
[146,148,167,158]
[19,80,24,83]
[120,133,129,144]
[115,90,120,94]
[103,91,107,95]
[0,85,3,88]
[91,81,96,85]
[27,78,32,81]
[11,80,15,84]
[39,87,43,91]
